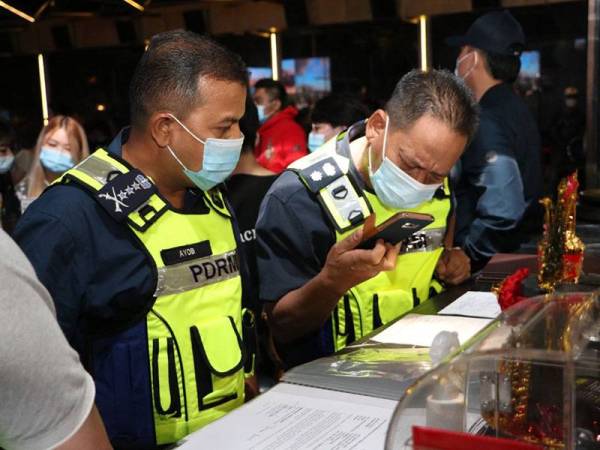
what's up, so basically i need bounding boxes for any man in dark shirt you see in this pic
[14,31,253,448]
[256,70,478,367]
[447,10,542,272]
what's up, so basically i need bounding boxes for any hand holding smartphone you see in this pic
[357,212,434,250]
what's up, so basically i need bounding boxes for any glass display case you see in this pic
[385,292,600,449]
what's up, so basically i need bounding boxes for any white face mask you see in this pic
[454,51,477,80]
[368,115,441,209]
[166,114,244,191]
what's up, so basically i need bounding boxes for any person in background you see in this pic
[227,95,280,387]
[309,94,371,152]
[256,70,478,368]
[16,115,89,211]
[0,228,112,450]
[228,95,278,312]
[447,10,542,272]
[0,120,21,233]
[253,78,307,173]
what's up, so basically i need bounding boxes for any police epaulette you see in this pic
[291,156,345,194]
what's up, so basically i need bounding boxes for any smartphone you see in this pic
[357,212,434,250]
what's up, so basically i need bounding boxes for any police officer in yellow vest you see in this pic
[256,69,479,368]
[14,31,254,449]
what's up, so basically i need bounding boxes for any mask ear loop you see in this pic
[368,113,390,175]
[167,113,206,145]
[382,114,390,161]
[462,51,478,79]
[166,144,188,171]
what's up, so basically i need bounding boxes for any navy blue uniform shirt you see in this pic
[256,133,363,367]
[453,83,542,271]
[256,129,367,305]
[14,129,248,354]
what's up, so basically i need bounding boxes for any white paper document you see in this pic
[176,383,397,450]
[371,313,492,347]
[438,291,501,319]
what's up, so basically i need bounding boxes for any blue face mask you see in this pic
[167,114,244,191]
[308,132,326,152]
[40,146,75,173]
[256,104,267,124]
[368,115,441,209]
[0,154,14,174]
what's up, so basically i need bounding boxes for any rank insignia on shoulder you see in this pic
[299,157,342,193]
[97,169,156,222]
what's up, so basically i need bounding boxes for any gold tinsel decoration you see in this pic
[537,172,585,292]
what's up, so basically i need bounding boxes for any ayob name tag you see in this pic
[160,241,213,266]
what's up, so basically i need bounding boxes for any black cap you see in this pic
[446,10,525,57]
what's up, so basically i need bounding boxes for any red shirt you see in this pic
[254,106,308,173]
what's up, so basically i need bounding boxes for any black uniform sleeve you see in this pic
[13,193,90,348]
[255,172,335,303]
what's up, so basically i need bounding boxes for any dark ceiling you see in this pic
[0,0,279,26]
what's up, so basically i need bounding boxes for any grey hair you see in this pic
[385,69,479,142]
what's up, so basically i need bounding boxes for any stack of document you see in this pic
[175,383,397,449]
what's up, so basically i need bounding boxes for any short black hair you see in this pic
[254,78,288,108]
[240,93,259,153]
[385,69,479,142]
[311,94,370,128]
[129,30,248,129]
[481,50,521,83]
[0,119,15,149]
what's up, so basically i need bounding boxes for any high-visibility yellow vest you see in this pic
[58,149,245,446]
[288,130,450,352]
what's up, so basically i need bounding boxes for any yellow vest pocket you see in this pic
[190,316,244,411]
[374,289,413,325]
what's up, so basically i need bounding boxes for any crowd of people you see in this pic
[0,9,580,450]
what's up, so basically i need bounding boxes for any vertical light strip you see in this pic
[123,0,144,11]
[419,15,428,71]
[38,54,49,126]
[270,31,279,81]
[0,1,35,22]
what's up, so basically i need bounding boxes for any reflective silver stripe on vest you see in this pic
[76,154,121,184]
[155,250,240,297]
[401,227,446,254]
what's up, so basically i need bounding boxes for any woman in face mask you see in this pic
[17,115,89,211]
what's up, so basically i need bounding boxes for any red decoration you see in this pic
[412,426,542,450]
[495,268,530,311]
